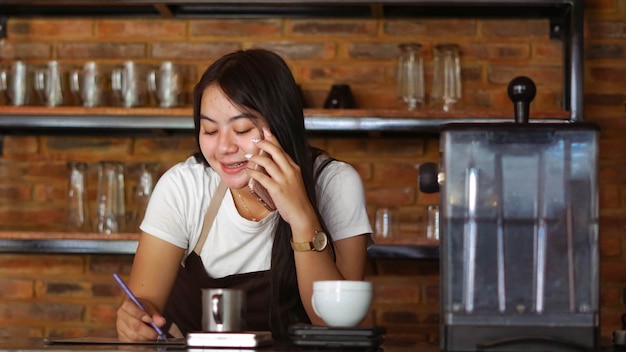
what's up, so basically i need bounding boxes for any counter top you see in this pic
[0,337,440,352]
[0,337,618,352]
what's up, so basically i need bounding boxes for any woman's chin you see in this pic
[220,174,250,190]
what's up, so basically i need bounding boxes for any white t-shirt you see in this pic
[141,155,372,278]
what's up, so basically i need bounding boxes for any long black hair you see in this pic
[191,49,329,338]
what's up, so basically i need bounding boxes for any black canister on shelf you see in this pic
[323,84,356,109]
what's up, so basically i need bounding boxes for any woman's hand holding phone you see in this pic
[245,127,318,228]
[248,149,276,211]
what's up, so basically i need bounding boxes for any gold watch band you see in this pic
[291,231,328,252]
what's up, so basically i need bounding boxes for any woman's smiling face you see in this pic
[198,84,264,189]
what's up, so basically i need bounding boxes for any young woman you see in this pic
[115,48,371,341]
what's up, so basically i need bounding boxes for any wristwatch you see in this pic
[291,231,328,252]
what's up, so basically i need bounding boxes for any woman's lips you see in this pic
[221,160,248,174]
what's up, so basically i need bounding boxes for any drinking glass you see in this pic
[396,43,424,110]
[129,162,158,231]
[33,60,74,107]
[374,207,399,240]
[66,162,90,232]
[426,204,440,240]
[431,43,462,112]
[95,161,126,234]
[111,61,150,107]
[0,60,35,106]
[70,61,108,107]
[148,61,182,108]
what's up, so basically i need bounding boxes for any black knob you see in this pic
[418,162,439,193]
[507,76,536,124]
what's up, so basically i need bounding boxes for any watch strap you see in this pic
[290,238,314,252]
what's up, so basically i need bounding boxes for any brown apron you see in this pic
[162,158,333,338]
[163,251,272,335]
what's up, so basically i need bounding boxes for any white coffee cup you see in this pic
[311,280,373,327]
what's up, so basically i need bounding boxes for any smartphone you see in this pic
[248,149,276,211]
[288,323,386,349]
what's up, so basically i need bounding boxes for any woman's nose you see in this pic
[218,132,239,153]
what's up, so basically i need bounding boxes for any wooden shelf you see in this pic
[0,107,572,136]
[0,231,439,258]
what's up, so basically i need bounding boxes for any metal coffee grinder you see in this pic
[419,77,599,351]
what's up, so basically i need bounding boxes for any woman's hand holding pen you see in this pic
[246,128,318,230]
[116,295,166,342]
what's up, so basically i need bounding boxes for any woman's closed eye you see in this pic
[235,128,255,135]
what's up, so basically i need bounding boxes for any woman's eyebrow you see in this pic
[198,112,259,123]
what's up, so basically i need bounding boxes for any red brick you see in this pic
[289,19,377,36]
[600,184,621,209]
[0,42,52,59]
[7,19,93,39]
[600,261,626,282]
[1,136,39,156]
[255,42,336,61]
[89,303,119,323]
[303,64,386,84]
[0,302,83,322]
[0,254,84,276]
[600,235,622,258]
[374,162,420,188]
[588,21,626,39]
[367,187,415,207]
[373,281,421,304]
[0,184,32,203]
[383,19,477,37]
[88,255,134,275]
[35,281,93,298]
[0,279,34,299]
[487,65,563,86]
[57,42,147,59]
[482,19,549,37]
[347,42,405,60]
[534,42,563,61]
[151,42,240,60]
[586,93,626,107]
[600,286,620,305]
[589,67,626,83]
[97,19,186,38]
[190,19,282,37]
[46,326,91,339]
[0,326,44,338]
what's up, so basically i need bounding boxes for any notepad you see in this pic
[43,336,185,346]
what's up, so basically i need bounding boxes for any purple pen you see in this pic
[113,273,168,341]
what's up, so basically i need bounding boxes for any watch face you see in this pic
[313,231,328,251]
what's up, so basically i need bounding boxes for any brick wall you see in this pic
[0,0,625,341]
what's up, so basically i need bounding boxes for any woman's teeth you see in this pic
[226,161,246,168]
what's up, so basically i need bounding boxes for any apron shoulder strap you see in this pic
[193,180,227,255]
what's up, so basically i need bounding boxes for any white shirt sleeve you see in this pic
[140,158,213,251]
[316,160,373,242]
